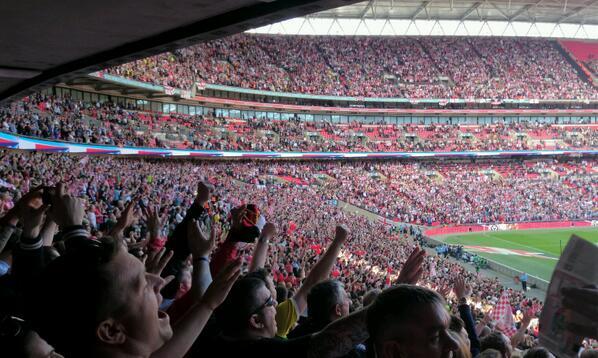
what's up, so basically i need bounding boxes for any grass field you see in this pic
[440,228,598,282]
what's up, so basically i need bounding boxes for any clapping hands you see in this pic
[453,277,472,301]
[187,218,217,259]
[47,183,85,229]
[396,246,426,285]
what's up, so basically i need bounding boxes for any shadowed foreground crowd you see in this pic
[0,151,596,357]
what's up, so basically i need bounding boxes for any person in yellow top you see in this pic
[246,224,350,338]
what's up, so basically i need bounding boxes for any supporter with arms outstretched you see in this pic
[249,224,351,338]
[193,245,426,357]
[195,270,369,358]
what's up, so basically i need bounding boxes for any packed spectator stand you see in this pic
[2,94,596,153]
[108,34,598,100]
[0,149,596,356]
[0,33,597,358]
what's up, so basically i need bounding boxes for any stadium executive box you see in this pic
[1,131,596,159]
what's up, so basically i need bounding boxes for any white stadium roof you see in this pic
[248,0,598,38]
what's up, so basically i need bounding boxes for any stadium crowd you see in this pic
[107,34,598,100]
[2,93,595,152]
[0,150,597,357]
[320,160,595,225]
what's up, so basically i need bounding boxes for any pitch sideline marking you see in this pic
[478,232,560,259]
[464,245,558,260]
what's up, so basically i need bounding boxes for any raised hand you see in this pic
[48,183,85,228]
[520,308,534,327]
[187,218,217,259]
[144,247,174,276]
[0,185,43,227]
[111,198,139,236]
[14,186,44,213]
[127,236,150,250]
[453,277,472,300]
[482,308,494,324]
[143,205,166,240]
[200,258,242,311]
[334,225,350,244]
[260,222,277,241]
[396,246,426,285]
[20,202,49,238]
[195,181,214,206]
[437,284,452,299]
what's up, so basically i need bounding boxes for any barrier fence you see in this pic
[1,131,597,159]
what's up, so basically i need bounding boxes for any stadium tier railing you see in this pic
[89,72,598,115]
[192,95,598,116]
[2,131,597,159]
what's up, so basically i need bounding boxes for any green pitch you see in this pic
[440,228,598,282]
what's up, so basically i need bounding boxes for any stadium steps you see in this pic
[274,175,308,185]
[466,39,495,75]
[312,173,336,185]
[417,40,455,87]
[313,42,350,93]
[557,40,598,85]
[553,40,595,86]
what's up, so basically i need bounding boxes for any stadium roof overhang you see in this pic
[314,0,598,24]
[0,0,363,105]
[248,0,598,37]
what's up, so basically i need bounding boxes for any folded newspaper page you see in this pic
[539,235,598,358]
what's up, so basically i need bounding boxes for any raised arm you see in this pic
[307,246,426,358]
[151,259,241,358]
[210,204,257,276]
[308,308,368,358]
[40,218,58,247]
[293,225,349,314]
[162,182,212,298]
[187,218,217,301]
[0,186,43,253]
[108,198,138,240]
[394,246,426,285]
[12,197,48,286]
[454,277,481,357]
[15,183,86,286]
[510,309,533,348]
[143,204,168,251]
[248,222,276,272]
[476,310,493,337]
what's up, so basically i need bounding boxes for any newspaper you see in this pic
[539,235,598,358]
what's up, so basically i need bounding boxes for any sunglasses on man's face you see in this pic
[250,295,276,316]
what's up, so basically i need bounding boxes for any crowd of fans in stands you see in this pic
[2,94,595,152]
[107,34,598,100]
[319,160,595,225]
[0,150,596,357]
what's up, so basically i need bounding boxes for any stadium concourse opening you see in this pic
[1,0,597,357]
